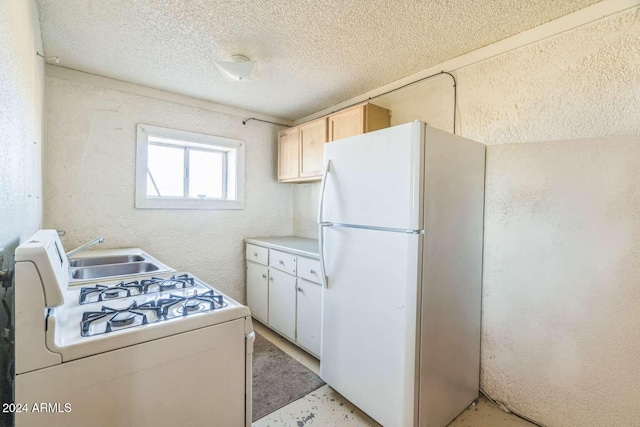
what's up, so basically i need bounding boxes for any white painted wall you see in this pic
[0,0,44,417]
[293,184,320,238]
[44,76,293,303]
[484,137,640,426]
[294,6,640,425]
[0,0,44,256]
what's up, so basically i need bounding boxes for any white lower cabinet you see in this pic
[296,279,322,356]
[267,269,297,341]
[245,242,322,358]
[246,262,269,323]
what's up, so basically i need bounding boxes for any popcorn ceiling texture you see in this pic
[294,7,640,425]
[34,0,599,119]
[43,77,294,303]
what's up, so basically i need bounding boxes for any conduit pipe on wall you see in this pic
[242,71,457,133]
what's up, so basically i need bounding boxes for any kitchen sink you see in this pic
[69,255,145,268]
[70,262,160,280]
[67,248,174,284]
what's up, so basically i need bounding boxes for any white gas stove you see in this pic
[13,230,254,427]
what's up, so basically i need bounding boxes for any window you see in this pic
[135,124,244,209]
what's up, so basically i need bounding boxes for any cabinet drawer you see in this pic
[269,249,297,275]
[297,257,322,284]
[246,244,268,265]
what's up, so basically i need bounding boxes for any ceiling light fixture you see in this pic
[215,55,260,82]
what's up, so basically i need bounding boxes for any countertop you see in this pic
[244,236,319,259]
[68,247,147,258]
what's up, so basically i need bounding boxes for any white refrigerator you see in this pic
[317,121,486,427]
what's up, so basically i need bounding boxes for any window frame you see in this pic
[135,124,245,210]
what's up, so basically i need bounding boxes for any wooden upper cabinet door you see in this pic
[328,103,391,142]
[328,105,365,142]
[364,103,391,133]
[278,127,299,181]
[299,118,327,178]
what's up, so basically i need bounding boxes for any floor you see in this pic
[252,322,535,427]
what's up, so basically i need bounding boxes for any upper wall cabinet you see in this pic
[277,127,300,181]
[299,118,327,179]
[278,118,327,183]
[328,103,390,142]
[278,103,390,183]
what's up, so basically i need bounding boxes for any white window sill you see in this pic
[135,197,244,210]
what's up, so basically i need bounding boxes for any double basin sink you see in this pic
[68,250,173,284]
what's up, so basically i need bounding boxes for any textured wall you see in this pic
[293,183,320,238]
[44,77,293,303]
[0,0,44,421]
[0,0,44,256]
[293,6,640,425]
[373,7,640,142]
[484,137,640,426]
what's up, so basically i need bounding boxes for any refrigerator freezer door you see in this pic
[322,121,424,230]
[320,225,421,427]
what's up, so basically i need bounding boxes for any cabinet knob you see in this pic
[269,277,273,281]
[279,260,285,265]
[262,274,267,279]
[297,287,304,293]
[253,252,258,257]
[310,269,317,275]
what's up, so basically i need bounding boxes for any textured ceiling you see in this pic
[36,0,600,120]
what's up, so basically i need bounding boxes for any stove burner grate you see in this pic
[141,275,195,294]
[159,290,226,318]
[79,274,196,304]
[80,289,228,337]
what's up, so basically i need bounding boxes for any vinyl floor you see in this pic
[252,322,535,427]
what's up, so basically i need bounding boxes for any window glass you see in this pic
[147,144,184,197]
[188,149,224,199]
[136,124,244,210]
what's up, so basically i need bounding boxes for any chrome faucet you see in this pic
[65,237,105,258]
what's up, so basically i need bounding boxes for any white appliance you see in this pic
[13,230,254,427]
[317,122,485,427]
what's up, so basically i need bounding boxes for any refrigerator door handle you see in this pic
[317,159,332,288]
[317,159,331,224]
[318,223,329,288]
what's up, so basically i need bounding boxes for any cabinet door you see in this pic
[268,269,297,340]
[278,127,299,181]
[246,262,269,323]
[296,279,322,357]
[299,118,327,178]
[328,105,364,141]
[363,103,391,133]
